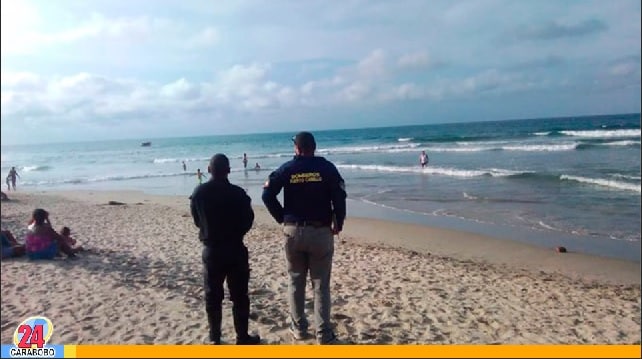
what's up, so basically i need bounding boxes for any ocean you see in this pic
[2,113,640,261]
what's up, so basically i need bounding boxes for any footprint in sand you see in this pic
[332,313,352,321]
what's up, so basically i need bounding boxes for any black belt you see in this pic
[284,220,330,228]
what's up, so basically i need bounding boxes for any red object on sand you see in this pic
[556,246,567,253]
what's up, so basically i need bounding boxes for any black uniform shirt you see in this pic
[262,156,347,230]
[190,178,254,247]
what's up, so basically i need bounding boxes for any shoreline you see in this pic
[1,190,640,345]
[13,189,642,285]
[12,182,642,263]
[22,181,641,263]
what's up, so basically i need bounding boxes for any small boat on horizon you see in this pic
[141,142,151,147]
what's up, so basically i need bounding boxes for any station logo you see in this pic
[1,316,60,358]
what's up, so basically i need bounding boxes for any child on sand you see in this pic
[59,226,84,253]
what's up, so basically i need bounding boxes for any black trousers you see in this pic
[202,245,251,341]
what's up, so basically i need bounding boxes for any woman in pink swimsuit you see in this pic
[25,208,76,260]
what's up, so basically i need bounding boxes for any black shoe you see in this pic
[289,326,311,340]
[318,333,340,345]
[209,333,221,345]
[236,334,261,345]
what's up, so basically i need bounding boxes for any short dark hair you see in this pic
[209,153,230,175]
[292,131,316,152]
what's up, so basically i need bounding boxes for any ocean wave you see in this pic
[337,164,533,178]
[428,142,578,152]
[485,168,534,177]
[339,163,641,194]
[90,172,195,182]
[23,178,89,186]
[355,197,483,224]
[501,143,578,152]
[397,137,413,142]
[248,153,294,159]
[601,140,641,146]
[427,146,494,152]
[576,140,641,150]
[21,168,272,187]
[533,131,551,136]
[560,129,641,138]
[153,157,210,164]
[462,190,542,204]
[316,143,422,155]
[22,171,193,186]
[612,173,642,181]
[338,164,482,177]
[21,165,52,172]
[462,192,479,200]
[560,175,641,193]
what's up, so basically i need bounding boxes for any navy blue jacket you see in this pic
[262,155,347,230]
[190,178,254,248]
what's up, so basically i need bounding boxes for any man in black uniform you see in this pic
[190,153,261,345]
[262,131,347,344]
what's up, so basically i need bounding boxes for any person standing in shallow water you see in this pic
[420,151,429,168]
[190,154,261,345]
[7,167,20,190]
[243,153,248,169]
[196,169,206,184]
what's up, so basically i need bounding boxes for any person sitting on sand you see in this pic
[1,229,26,259]
[59,226,84,253]
[25,209,76,260]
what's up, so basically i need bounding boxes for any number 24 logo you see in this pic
[13,316,54,349]
[17,324,45,348]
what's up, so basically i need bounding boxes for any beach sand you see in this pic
[1,190,640,344]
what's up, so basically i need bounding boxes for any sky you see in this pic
[1,0,640,145]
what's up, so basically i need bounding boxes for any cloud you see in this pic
[609,63,638,76]
[1,1,640,144]
[397,51,430,69]
[357,49,387,79]
[300,76,344,95]
[2,12,175,55]
[518,19,608,41]
[0,0,41,55]
[506,56,566,71]
[451,69,517,95]
[0,71,45,90]
[607,56,641,77]
[340,82,371,102]
[160,78,201,100]
[216,64,271,104]
[78,14,172,40]
[391,83,425,100]
[187,27,219,48]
